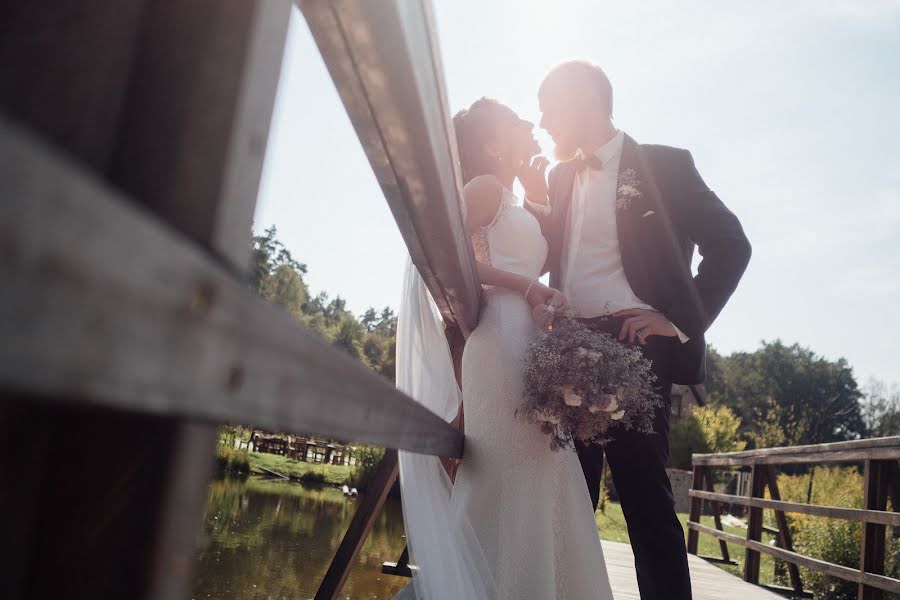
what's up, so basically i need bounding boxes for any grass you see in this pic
[596,502,777,586]
[247,452,352,486]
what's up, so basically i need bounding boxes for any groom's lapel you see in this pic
[616,135,663,292]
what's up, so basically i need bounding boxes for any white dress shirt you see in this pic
[526,130,689,342]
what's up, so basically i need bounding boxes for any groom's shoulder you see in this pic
[638,142,692,163]
[637,143,696,181]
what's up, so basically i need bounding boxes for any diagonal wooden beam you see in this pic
[315,449,400,600]
[297,0,481,336]
[0,116,463,459]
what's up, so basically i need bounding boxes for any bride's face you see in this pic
[494,113,541,169]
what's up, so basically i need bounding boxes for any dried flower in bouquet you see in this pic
[518,317,661,450]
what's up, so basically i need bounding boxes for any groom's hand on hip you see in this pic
[613,308,678,345]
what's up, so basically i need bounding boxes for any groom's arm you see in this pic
[665,150,751,339]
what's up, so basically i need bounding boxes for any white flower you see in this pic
[610,409,626,420]
[562,385,583,407]
[616,168,642,211]
[594,394,618,413]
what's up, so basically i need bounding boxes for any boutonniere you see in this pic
[616,168,642,211]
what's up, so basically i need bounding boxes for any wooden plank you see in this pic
[687,523,900,595]
[744,465,766,584]
[765,465,803,594]
[688,490,900,527]
[109,0,289,272]
[0,1,147,171]
[297,0,481,335]
[859,460,890,600]
[0,116,463,459]
[602,540,785,600]
[693,436,900,466]
[315,449,400,600]
[694,447,900,466]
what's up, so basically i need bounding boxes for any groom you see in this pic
[525,60,751,600]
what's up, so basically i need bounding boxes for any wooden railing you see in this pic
[688,437,900,599]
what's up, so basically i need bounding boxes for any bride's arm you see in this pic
[463,176,566,312]
[476,262,564,310]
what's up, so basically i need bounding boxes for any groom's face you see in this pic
[539,96,580,161]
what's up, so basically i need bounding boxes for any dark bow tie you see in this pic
[571,153,606,173]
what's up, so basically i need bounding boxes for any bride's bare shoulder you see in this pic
[463,175,504,230]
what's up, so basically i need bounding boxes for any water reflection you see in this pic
[193,477,407,600]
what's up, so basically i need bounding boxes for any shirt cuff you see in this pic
[670,321,690,344]
[524,196,551,217]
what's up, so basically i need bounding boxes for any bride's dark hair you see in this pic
[452,97,516,185]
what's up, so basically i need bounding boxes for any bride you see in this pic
[396,98,613,599]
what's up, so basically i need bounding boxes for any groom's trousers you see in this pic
[575,315,693,600]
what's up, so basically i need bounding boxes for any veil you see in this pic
[395,257,494,599]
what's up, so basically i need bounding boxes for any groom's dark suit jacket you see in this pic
[530,134,751,384]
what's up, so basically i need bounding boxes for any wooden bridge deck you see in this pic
[602,541,783,600]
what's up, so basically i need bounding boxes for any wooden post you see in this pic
[687,464,704,554]
[744,464,767,584]
[315,449,400,600]
[766,465,803,594]
[859,460,890,600]
[704,467,732,563]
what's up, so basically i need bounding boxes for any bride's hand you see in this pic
[525,282,570,315]
[517,156,550,205]
[532,303,554,330]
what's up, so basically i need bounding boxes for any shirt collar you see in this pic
[576,129,625,167]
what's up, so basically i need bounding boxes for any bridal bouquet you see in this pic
[518,317,661,450]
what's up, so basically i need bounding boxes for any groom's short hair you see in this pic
[539,59,613,118]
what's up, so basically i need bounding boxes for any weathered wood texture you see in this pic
[0,3,293,599]
[0,117,463,459]
[298,0,481,336]
[0,1,147,171]
[689,489,900,527]
[693,436,900,466]
[602,541,784,600]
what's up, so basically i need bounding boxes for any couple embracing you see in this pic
[396,59,751,600]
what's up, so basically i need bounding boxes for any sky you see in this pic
[253,0,900,388]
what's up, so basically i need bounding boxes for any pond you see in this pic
[192,476,408,600]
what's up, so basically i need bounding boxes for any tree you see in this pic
[669,405,746,469]
[248,225,306,292]
[860,378,900,438]
[706,340,865,448]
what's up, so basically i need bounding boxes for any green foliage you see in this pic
[350,446,386,490]
[705,340,865,448]
[248,452,352,486]
[669,404,745,469]
[248,225,397,378]
[861,378,900,438]
[215,445,251,477]
[772,467,900,600]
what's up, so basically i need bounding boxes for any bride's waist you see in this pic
[481,286,531,310]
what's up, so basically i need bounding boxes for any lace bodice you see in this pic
[471,187,548,281]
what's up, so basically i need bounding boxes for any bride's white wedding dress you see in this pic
[450,187,614,599]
